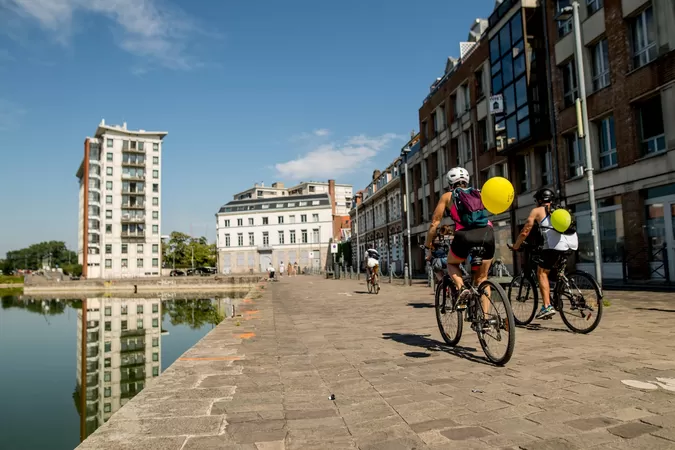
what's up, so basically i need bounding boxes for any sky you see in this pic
[0,0,495,257]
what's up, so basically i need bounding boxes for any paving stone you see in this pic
[607,421,661,439]
[440,426,493,440]
[564,416,620,431]
[409,418,459,433]
[519,438,579,450]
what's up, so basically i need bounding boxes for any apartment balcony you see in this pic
[257,245,273,252]
[122,203,145,209]
[121,386,142,399]
[122,173,145,181]
[86,346,99,359]
[86,360,99,372]
[122,160,146,168]
[121,370,146,382]
[87,320,99,331]
[122,144,145,154]
[121,231,146,239]
[86,373,99,386]
[121,355,146,367]
[122,189,145,195]
[121,341,146,353]
[121,215,145,223]
[85,388,99,401]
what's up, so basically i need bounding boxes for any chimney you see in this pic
[123,121,127,130]
[372,169,381,181]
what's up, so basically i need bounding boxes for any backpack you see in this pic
[452,187,489,229]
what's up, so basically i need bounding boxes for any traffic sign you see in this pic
[330,243,338,254]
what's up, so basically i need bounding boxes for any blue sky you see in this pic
[0,0,494,256]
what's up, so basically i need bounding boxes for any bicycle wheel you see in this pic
[557,270,603,334]
[374,274,380,294]
[508,273,538,326]
[475,280,516,366]
[435,280,462,346]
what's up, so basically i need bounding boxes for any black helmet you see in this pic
[534,188,555,204]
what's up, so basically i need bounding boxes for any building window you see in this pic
[106,181,113,190]
[137,258,144,268]
[225,234,231,247]
[224,219,230,227]
[631,6,657,69]
[137,304,143,314]
[557,1,573,37]
[121,320,127,330]
[263,232,269,246]
[248,218,254,226]
[104,387,111,398]
[597,116,617,168]
[561,59,577,108]
[289,215,296,224]
[153,156,159,164]
[153,183,158,192]
[106,138,113,148]
[137,244,144,253]
[104,306,112,316]
[104,403,112,413]
[106,224,112,234]
[278,230,285,244]
[104,372,111,382]
[105,244,112,254]
[152,225,158,234]
[152,244,158,253]
[566,133,585,178]
[105,341,111,352]
[540,148,552,185]
[153,143,159,151]
[475,69,484,99]
[121,258,128,268]
[592,39,610,91]
[104,357,111,368]
[152,211,158,219]
[137,318,143,329]
[477,119,489,152]
[152,337,159,347]
[106,167,113,176]
[152,197,159,206]
[106,152,113,162]
[122,244,128,254]
[237,218,243,226]
[301,214,307,223]
[138,142,144,150]
[638,96,666,155]
[262,217,269,225]
[587,0,603,15]
[153,352,159,361]
[516,154,530,193]
[312,229,320,243]
[153,318,159,328]
[152,258,158,267]
[105,195,112,205]
[462,83,470,112]
[290,230,296,244]
[153,366,160,377]
[301,230,308,243]
[105,259,112,268]
[237,233,243,246]
[105,321,111,331]
[248,232,255,246]
[106,210,113,219]
[152,170,158,178]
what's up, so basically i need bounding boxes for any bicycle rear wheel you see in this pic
[557,270,603,334]
[508,273,538,326]
[476,280,516,366]
[435,280,462,346]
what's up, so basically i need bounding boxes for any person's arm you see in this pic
[425,193,451,249]
[513,208,539,250]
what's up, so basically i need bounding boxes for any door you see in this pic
[645,196,675,281]
[260,254,272,273]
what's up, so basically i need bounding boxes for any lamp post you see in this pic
[355,193,361,280]
[556,2,603,287]
[401,146,413,286]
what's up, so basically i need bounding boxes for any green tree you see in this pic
[163,232,216,268]
[4,241,77,271]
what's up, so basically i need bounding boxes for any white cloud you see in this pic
[0,98,26,131]
[275,133,401,180]
[313,128,330,137]
[1,0,207,70]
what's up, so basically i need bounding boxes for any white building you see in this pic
[76,297,162,436]
[215,194,335,273]
[76,120,167,279]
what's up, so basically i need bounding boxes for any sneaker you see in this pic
[536,305,556,319]
[455,287,470,311]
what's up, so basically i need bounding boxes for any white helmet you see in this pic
[446,167,469,186]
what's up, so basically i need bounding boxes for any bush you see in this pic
[0,275,24,284]
[62,264,83,277]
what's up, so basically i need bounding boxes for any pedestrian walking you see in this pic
[293,262,299,276]
[287,262,293,277]
[267,263,275,281]
[279,261,284,278]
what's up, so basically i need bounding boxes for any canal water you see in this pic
[0,291,246,450]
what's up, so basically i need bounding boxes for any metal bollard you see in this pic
[404,263,409,286]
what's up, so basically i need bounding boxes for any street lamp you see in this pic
[555,1,603,287]
[400,146,413,286]
[355,193,361,279]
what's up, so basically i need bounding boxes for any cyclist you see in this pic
[365,248,380,283]
[512,187,579,319]
[425,167,494,309]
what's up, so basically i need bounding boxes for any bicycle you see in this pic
[507,243,603,333]
[429,243,516,366]
[366,266,380,294]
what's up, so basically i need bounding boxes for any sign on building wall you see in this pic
[330,243,338,254]
[489,94,504,115]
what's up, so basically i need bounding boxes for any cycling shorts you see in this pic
[450,226,495,260]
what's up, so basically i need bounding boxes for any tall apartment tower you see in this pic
[76,120,167,279]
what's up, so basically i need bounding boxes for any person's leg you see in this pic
[537,266,551,307]
[446,253,466,291]
[475,258,492,314]
[535,253,556,318]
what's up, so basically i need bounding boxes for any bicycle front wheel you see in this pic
[508,273,538,326]
[435,281,462,346]
[557,271,603,334]
[476,280,516,366]
[367,278,372,294]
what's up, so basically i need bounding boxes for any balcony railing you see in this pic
[121,231,146,238]
[122,160,146,167]
[122,173,145,180]
[86,360,99,372]
[122,203,145,209]
[121,370,146,381]
[121,215,145,223]
[121,341,146,353]
[122,189,145,194]
[121,355,146,367]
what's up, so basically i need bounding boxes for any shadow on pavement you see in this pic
[404,351,432,358]
[353,291,370,295]
[407,302,434,309]
[382,332,491,366]
[634,307,675,313]
[523,323,570,333]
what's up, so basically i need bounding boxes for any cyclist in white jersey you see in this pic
[513,188,578,319]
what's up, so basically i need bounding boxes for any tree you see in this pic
[163,232,216,268]
[4,241,77,271]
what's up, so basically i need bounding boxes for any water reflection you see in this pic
[0,291,246,449]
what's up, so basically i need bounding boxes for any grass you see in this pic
[0,275,24,284]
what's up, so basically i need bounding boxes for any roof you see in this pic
[96,124,168,139]
[218,193,331,214]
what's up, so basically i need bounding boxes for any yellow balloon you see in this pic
[551,209,572,233]
[481,177,514,214]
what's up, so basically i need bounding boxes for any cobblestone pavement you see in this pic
[78,277,675,450]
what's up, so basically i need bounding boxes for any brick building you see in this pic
[545,0,675,280]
